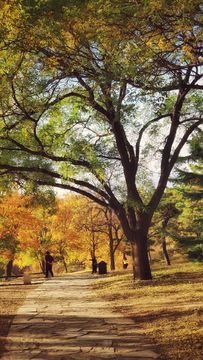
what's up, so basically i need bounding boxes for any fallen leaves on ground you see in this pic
[93,262,203,360]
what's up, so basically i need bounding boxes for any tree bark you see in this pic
[41,259,45,274]
[5,260,13,279]
[118,210,152,280]
[107,210,115,270]
[131,237,152,280]
[110,241,115,270]
[62,255,68,272]
[63,260,68,272]
[162,237,171,265]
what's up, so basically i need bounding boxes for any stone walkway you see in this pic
[1,274,159,360]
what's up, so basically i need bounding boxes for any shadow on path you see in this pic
[1,274,159,360]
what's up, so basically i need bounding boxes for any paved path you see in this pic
[1,274,159,360]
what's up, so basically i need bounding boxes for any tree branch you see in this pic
[0,163,118,207]
[28,179,110,208]
[135,113,172,173]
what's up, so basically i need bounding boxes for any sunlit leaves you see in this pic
[0,0,203,280]
[0,192,42,261]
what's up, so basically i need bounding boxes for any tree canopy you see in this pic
[0,0,203,279]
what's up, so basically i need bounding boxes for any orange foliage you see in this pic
[0,192,42,261]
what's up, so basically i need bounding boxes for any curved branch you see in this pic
[0,135,121,209]
[0,137,92,168]
[11,83,37,122]
[98,154,121,161]
[135,113,172,171]
[148,118,203,214]
[170,119,203,170]
[180,116,202,125]
[27,179,110,208]
[0,163,115,206]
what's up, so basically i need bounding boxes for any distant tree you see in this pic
[0,192,42,278]
[30,189,57,272]
[49,195,78,272]
[100,207,124,270]
[169,185,203,263]
[172,133,203,262]
[150,190,181,265]
[79,200,108,263]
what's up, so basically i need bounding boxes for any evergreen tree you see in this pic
[172,133,203,262]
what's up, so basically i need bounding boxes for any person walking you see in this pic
[123,254,128,269]
[45,251,54,277]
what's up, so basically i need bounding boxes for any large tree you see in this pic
[0,0,203,279]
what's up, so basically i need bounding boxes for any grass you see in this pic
[93,260,203,360]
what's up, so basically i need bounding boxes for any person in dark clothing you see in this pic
[45,251,54,277]
[123,254,128,269]
[92,256,97,274]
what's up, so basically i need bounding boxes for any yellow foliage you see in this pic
[0,192,43,260]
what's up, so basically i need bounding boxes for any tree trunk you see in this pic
[109,222,115,270]
[127,213,152,280]
[117,207,152,280]
[110,242,115,270]
[131,237,152,280]
[91,233,96,259]
[105,208,116,270]
[162,237,171,265]
[63,260,68,272]
[5,260,13,279]
[62,255,68,272]
[42,259,45,274]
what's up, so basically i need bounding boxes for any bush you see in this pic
[186,244,203,262]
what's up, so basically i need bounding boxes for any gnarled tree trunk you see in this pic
[118,208,152,280]
[131,233,152,280]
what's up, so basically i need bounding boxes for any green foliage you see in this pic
[187,244,203,262]
[0,0,203,279]
[170,126,203,263]
[163,185,203,262]
[29,189,57,215]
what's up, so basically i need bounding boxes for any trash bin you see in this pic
[23,274,31,285]
[98,261,107,275]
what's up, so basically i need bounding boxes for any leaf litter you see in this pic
[93,262,203,360]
